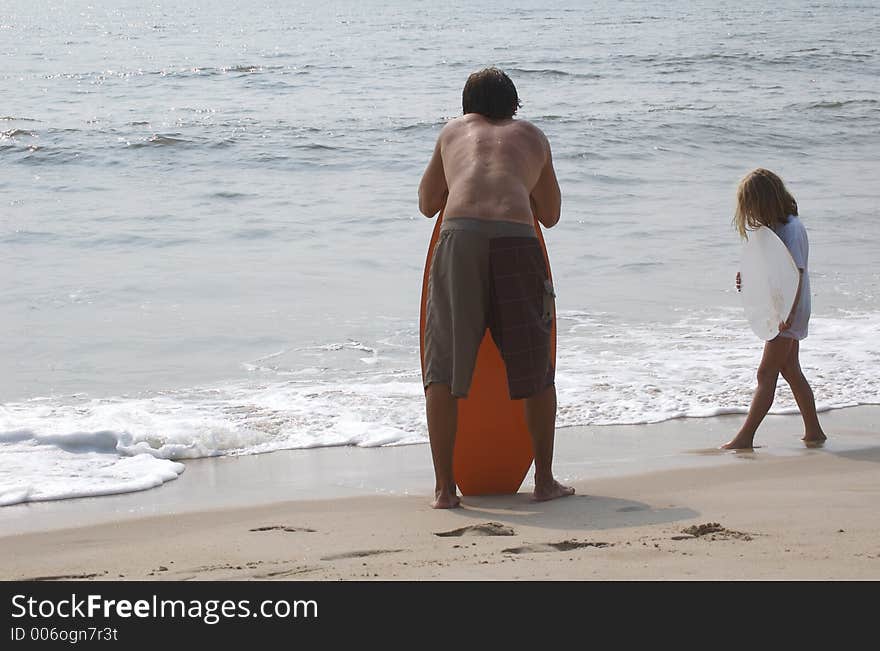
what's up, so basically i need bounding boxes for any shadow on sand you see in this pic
[441,492,698,532]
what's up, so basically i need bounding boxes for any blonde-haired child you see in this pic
[723,168,827,449]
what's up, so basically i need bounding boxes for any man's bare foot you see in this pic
[721,436,755,450]
[533,480,575,502]
[431,489,461,509]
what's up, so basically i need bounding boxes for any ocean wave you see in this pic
[611,49,876,70]
[232,227,277,240]
[2,428,122,453]
[1,128,37,138]
[210,190,252,200]
[152,63,297,78]
[32,63,294,84]
[294,142,345,151]
[126,134,192,148]
[125,133,235,149]
[592,16,664,25]
[72,234,197,249]
[619,261,665,270]
[222,64,265,73]
[11,147,84,165]
[505,67,601,80]
[532,114,583,124]
[393,119,448,133]
[0,230,62,245]
[646,104,717,113]
[803,99,879,110]
[253,153,290,163]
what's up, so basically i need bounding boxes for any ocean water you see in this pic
[2,0,879,506]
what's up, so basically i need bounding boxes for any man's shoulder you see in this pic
[506,120,550,157]
[443,115,466,126]
[513,119,548,141]
[511,118,542,132]
[437,116,469,140]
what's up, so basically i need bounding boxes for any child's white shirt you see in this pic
[772,215,811,340]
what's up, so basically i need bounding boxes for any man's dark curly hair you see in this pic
[462,67,521,119]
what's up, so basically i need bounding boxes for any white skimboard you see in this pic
[740,226,800,341]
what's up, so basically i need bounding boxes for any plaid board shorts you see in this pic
[422,217,555,399]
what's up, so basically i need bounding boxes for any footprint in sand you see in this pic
[502,540,612,554]
[672,522,753,541]
[434,522,516,537]
[320,549,404,561]
[249,525,317,533]
[27,571,107,581]
[254,566,320,579]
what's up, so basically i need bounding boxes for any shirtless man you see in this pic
[418,67,574,509]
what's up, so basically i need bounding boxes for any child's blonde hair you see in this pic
[734,168,798,238]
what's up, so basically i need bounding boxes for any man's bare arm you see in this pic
[418,134,448,218]
[530,142,561,228]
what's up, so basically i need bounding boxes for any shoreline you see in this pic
[1,406,878,580]
[1,405,878,537]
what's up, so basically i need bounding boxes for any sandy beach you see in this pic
[1,406,877,581]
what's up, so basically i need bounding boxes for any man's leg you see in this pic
[722,336,794,449]
[425,383,460,509]
[524,384,574,501]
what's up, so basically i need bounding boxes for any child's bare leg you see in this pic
[723,337,794,449]
[780,341,827,443]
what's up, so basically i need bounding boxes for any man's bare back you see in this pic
[418,113,561,228]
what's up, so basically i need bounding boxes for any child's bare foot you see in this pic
[431,489,461,509]
[721,435,755,450]
[533,480,575,502]
[802,431,827,447]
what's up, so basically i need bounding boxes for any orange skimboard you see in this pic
[419,212,556,495]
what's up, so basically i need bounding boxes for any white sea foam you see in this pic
[554,309,879,425]
[2,309,878,506]
[0,440,184,506]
